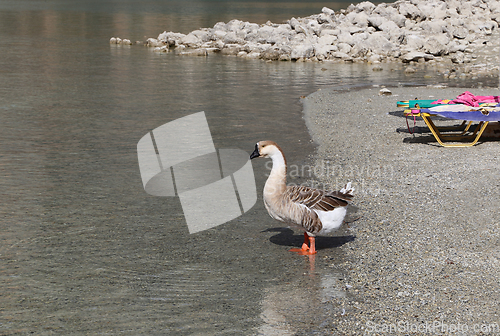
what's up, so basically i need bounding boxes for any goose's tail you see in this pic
[339,182,354,196]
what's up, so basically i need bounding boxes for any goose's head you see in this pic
[250,141,282,160]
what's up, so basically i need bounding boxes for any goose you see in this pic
[250,140,354,255]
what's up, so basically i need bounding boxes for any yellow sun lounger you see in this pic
[404,104,500,147]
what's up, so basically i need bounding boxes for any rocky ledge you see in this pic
[111,0,499,70]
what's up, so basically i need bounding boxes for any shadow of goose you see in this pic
[262,227,355,251]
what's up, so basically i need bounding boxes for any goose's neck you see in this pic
[264,150,287,197]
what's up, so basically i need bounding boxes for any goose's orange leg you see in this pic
[290,232,317,255]
[306,236,317,255]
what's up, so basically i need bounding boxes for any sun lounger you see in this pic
[404,104,500,147]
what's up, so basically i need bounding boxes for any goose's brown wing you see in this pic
[286,185,352,211]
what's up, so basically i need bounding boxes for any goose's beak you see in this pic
[250,144,260,159]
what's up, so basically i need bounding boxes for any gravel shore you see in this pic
[302,86,500,335]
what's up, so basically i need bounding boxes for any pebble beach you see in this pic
[302,86,500,335]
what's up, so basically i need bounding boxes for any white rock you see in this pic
[347,11,369,27]
[401,51,434,62]
[336,30,353,45]
[397,2,423,21]
[368,54,382,63]
[306,19,321,35]
[379,20,400,33]
[157,31,185,46]
[374,4,405,27]
[226,19,245,33]
[390,14,407,28]
[181,33,202,47]
[212,29,227,41]
[337,42,352,54]
[322,7,335,16]
[448,25,469,39]
[291,44,314,59]
[318,34,336,45]
[451,52,465,63]
[367,15,387,30]
[319,29,339,37]
[404,66,416,73]
[180,48,208,56]
[245,51,261,59]
[331,52,352,61]
[261,47,282,60]
[419,20,447,35]
[314,44,338,60]
[153,46,168,52]
[356,1,376,13]
[404,34,425,50]
[220,44,241,55]
[379,88,392,95]
[364,32,392,55]
[424,34,451,55]
[350,44,370,58]
[317,13,334,24]
[223,31,243,44]
[190,29,211,42]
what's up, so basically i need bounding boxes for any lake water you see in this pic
[0,0,493,334]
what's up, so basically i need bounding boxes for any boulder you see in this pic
[317,34,336,46]
[336,30,354,44]
[331,52,353,61]
[373,4,406,27]
[291,44,314,60]
[314,44,338,60]
[157,31,185,47]
[419,20,447,35]
[367,15,387,30]
[322,7,335,16]
[347,11,370,27]
[366,33,396,55]
[223,31,244,44]
[379,20,400,33]
[356,1,376,14]
[404,34,426,50]
[397,2,425,22]
[146,38,164,47]
[181,33,202,47]
[220,44,241,55]
[180,48,209,56]
[424,34,451,55]
[337,42,352,54]
[401,51,435,62]
[260,48,282,60]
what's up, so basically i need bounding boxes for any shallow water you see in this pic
[0,1,495,334]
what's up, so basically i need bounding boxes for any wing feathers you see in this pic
[286,185,352,212]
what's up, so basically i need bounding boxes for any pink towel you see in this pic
[433,91,500,107]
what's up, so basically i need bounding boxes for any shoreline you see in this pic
[302,86,500,334]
